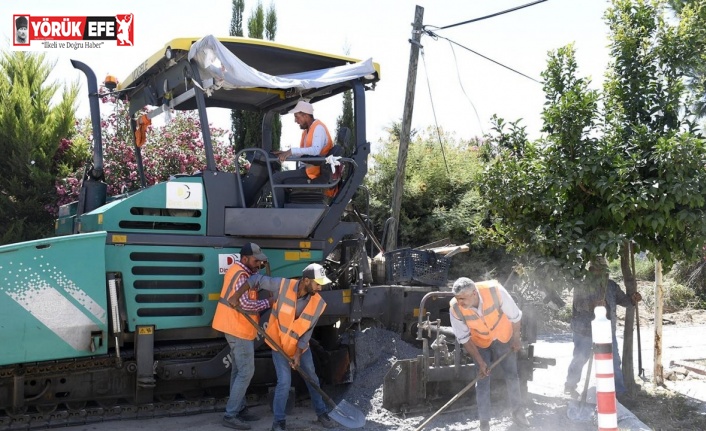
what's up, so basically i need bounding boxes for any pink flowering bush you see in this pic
[56,96,248,208]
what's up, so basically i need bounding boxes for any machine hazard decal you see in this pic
[1,259,107,352]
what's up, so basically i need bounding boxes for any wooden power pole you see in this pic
[654,259,664,385]
[385,5,424,253]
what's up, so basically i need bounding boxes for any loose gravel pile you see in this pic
[338,327,481,431]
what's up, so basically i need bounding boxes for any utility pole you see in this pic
[385,5,424,253]
[654,259,664,385]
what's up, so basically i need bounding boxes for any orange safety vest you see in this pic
[265,279,327,357]
[300,119,333,179]
[450,280,513,348]
[212,263,259,340]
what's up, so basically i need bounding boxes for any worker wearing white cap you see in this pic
[271,100,333,207]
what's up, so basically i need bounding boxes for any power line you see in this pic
[447,39,485,136]
[425,31,542,84]
[429,0,549,31]
[419,48,451,175]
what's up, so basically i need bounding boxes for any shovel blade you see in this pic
[328,399,366,429]
[566,399,595,422]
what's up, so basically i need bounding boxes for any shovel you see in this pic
[636,304,645,378]
[235,306,366,429]
[567,354,594,422]
[414,350,512,431]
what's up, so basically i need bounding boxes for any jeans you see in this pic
[224,334,255,418]
[475,340,522,422]
[272,348,327,422]
[565,330,626,396]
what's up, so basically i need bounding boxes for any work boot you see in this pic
[512,407,530,428]
[317,412,336,429]
[270,420,286,431]
[479,420,490,431]
[564,385,580,400]
[236,407,260,422]
[222,415,251,430]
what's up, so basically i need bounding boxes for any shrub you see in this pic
[634,257,656,281]
[56,96,245,206]
[639,279,697,312]
[671,258,706,303]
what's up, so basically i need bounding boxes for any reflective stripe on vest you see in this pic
[265,279,327,357]
[300,119,333,179]
[450,280,513,348]
[211,264,260,340]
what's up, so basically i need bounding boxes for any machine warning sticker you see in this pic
[218,253,240,274]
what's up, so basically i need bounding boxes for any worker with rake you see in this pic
[449,277,530,431]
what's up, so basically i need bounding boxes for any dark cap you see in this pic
[240,242,267,261]
[302,263,332,285]
[16,16,28,29]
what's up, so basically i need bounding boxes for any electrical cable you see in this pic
[419,47,451,175]
[425,29,541,84]
[447,39,485,136]
[432,0,548,31]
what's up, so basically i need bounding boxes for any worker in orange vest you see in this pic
[231,263,337,431]
[271,100,333,207]
[449,277,530,431]
[212,243,273,430]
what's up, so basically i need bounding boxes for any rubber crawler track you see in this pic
[0,396,230,430]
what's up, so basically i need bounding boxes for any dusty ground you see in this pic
[547,282,706,431]
[615,305,706,431]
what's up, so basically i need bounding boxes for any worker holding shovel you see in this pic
[564,257,642,406]
[212,243,273,430]
[449,277,530,431]
[231,263,338,431]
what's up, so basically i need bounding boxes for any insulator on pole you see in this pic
[592,305,617,431]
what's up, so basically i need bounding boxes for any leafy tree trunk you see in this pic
[619,240,638,393]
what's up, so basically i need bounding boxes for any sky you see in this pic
[1,0,613,151]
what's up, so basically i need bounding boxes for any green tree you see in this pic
[0,51,78,244]
[479,0,706,393]
[335,90,355,154]
[366,125,483,249]
[247,2,265,38]
[229,0,246,150]
[666,0,706,117]
[230,1,281,153]
[335,44,355,154]
[230,0,245,37]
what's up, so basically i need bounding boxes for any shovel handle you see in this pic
[414,350,512,431]
[234,306,339,410]
[635,304,644,377]
[580,353,593,404]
